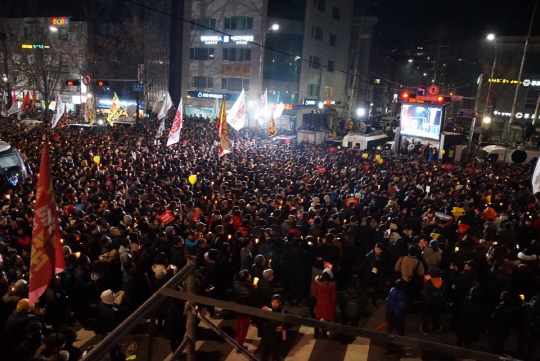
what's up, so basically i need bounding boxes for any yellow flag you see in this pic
[268,114,277,137]
[217,99,229,157]
[107,93,127,125]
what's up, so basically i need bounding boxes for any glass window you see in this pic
[58,27,69,40]
[314,0,326,11]
[0,155,20,169]
[23,27,35,41]
[308,84,319,96]
[309,56,321,69]
[330,34,336,46]
[311,26,323,41]
[223,48,251,61]
[225,16,253,30]
[191,18,217,30]
[332,6,340,19]
[327,60,334,72]
[325,85,333,97]
[192,76,213,88]
[189,48,215,60]
[221,78,249,91]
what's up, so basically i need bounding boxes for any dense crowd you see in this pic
[0,114,539,361]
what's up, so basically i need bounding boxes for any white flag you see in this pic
[167,98,183,146]
[533,157,540,194]
[154,118,165,145]
[158,92,173,120]
[273,102,285,119]
[51,94,63,128]
[226,89,246,131]
[256,90,268,126]
[7,99,18,115]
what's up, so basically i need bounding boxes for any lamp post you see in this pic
[484,34,497,124]
[258,24,279,102]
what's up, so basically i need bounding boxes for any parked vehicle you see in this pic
[0,141,28,189]
[477,144,540,164]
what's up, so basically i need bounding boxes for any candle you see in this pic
[255,238,259,244]
[269,259,272,267]
[493,242,498,246]
[520,294,525,301]
[253,277,259,286]
[454,247,459,252]
[228,234,232,240]
[75,252,81,258]
[343,219,347,224]
[308,241,313,246]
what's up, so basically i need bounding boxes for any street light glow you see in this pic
[483,116,492,123]
[356,108,366,117]
[271,24,279,31]
[49,26,58,32]
[487,33,495,41]
[408,59,413,63]
[318,102,324,109]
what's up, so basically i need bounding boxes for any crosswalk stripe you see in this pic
[284,325,316,360]
[345,336,370,361]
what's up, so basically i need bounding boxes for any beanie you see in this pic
[101,289,114,305]
[16,298,30,313]
[322,268,334,280]
[429,240,439,249]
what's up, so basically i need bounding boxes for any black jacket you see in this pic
[259,306,292,344]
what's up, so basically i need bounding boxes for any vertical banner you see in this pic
[167,98,183,146]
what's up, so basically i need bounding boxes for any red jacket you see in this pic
[313,278,337,321]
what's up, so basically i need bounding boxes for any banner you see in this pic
[226,89,245,131]
[51,94,62,128]
[217,65,252,77]
[84,95,96,125]
[217,98,229,157]
[533,157,540,194]
[167,98,183,146]
[268,114,277,137]
[157,92,173,120]
[256,90,267,126]
[29,139,66,305]
[155,118,165,145]
[107,93,127,126]
[7,99,18,116]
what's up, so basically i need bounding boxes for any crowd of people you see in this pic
[0,113,539,361]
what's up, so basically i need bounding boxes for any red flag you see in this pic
[29,139,66,305]
[22,91,31,114]
[31,92,37,110]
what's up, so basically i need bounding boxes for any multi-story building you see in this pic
[181,0,267,124]
[181,0,357,128]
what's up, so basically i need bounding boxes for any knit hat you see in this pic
[16,298,30,313]
[429,240,439,249]
[101,290,114,305]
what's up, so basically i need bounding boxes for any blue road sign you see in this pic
[132,83,144,92]
[417,85,428,96]
[457,109,478,118]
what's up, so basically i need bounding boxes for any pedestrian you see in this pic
[419,267,446,334]
[340,275,367,327]
[313,269,337,338]
[421,239,442,273]
[96,289,119,336]
[259,294,291,361]
[234,269,255,351]
[361,242,387,308]
[385,279,407,355]
[488,291,515,355]
[454,285,487,349]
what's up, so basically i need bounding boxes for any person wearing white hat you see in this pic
[96,290,118,336]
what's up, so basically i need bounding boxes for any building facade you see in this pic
[182,0,268,124]
[0,16,88,112]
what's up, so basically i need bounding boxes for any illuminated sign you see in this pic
[303,98,317,106]
[200,35,254,45]
[493,110,537,119]
[522,79,540,86]
[187,91,239,101]
[21,44,50,49]
[488,78,521,84]
[51,17,70,27]
[324,100,336,105]
[217,65,252,77]
[269,103,294,110]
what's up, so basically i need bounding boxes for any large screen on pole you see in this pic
[400,104,443,140]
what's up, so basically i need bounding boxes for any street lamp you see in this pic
[258,24,279,102]
[483,116,492,123]
[356,108,366,117]
[484,34,497,124]
[49,26,58,32]
[487,33,495,41]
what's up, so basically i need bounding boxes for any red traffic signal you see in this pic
[400,92,410,99]
[437,96,444,102]
[96,81,110,87]
[65,80,80,86]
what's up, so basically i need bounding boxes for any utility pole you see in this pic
[347,12,365,120]
[507,0,538,141]
[432,30,442,84]
[533,94,540,125]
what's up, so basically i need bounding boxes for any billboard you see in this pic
[400,104,442,140]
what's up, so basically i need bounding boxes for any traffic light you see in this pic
[437,96,444,102]
[400,92,411,100]
[96,81,110,87]
[65,80,80,86]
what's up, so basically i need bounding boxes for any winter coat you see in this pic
[421,278,446,305]
[313,277,337,321]
[421,246,442,272]
[310,267,324,296]
[259,306,292,344]
[386,287,406,327]
[361,249,388,281]
[341,285,368,318]
[96,302,119,335]
[395,255,425,282]
[256,277,274,307]
[455,292,488,342]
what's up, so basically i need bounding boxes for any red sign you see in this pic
[427,85,440,96]
[160,211,175,225]
[415,95,438,101]
[318,167,327,174]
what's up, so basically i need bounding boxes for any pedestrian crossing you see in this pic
[72,309,463,361]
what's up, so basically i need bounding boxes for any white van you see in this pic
[478,145,540,164]
[0,141,28,188]
[342,133,389,150]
